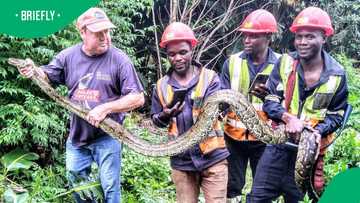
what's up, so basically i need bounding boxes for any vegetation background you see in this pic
[0,0,359,202]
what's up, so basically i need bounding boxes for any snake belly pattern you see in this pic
[8,58,318,193]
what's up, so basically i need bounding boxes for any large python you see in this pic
[7,58,319,194]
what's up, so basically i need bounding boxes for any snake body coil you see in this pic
[8,58,318,194]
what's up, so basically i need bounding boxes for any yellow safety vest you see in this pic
[156,67,225,154]
[279,54,344,154]
[225,51,280,141]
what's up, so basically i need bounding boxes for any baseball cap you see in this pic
[76,7,116,32]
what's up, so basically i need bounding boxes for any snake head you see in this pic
[8,58,25,67]
[8,58,35,69]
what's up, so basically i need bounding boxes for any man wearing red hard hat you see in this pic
[248,7,348,202]
[220,9,281,203]
[151,22,229,202]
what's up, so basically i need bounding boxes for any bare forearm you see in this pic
[102,92,145,114]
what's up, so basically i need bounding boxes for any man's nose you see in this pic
[244,36,251,44]
[299,37,308,45]
[98,31,107,40]
[174,54,182,61]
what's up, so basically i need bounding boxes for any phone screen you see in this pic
[167,88,187,108]
[248,74,269,93]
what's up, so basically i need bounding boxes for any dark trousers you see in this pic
[246,145,304,203]
[225,135,266,198]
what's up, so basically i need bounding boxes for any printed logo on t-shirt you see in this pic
[96,71,111,81]
[73,89,100,102]
[73,73,100,109]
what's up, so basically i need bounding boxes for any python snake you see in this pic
[8,57,319,194]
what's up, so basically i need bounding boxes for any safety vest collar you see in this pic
[238,48,280,65]
[290,50,345,75]
[229,50,279,96]
[165,64,203,90]
[290,50,345,91]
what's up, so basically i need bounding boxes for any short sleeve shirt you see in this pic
[42,43,143,146]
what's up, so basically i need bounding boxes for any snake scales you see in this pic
[8,57,319,194]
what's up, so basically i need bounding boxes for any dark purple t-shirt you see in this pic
[42,43,143,146]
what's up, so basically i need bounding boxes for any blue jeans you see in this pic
[66,135,122,203]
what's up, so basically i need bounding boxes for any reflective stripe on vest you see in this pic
[229,52,278,110]
[156,68,225,154]
[226,52,279,141]
[279,54,342,121]
[191,68,215,122]
[156,75,178,136]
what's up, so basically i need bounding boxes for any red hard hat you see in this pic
[290,7,334,36]
[160,22,198,48]
[238,9,277,33]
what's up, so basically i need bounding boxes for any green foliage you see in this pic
[310,0,360,60]
[324,130,360,182]
[0,29,76,160]
[324,54,360,184]
[121,116,175,202]
[3,188,29,203]
[0,149,39,202]
[121,147,176,203]
[27,165,71,202]
[1,149,39,175]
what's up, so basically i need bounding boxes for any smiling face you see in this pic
[166,40,192,76]
[80,28,112,56]
[242,32,270,55]
[294,27,326,61]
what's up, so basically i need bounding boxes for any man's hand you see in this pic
[159,102,185,120]
[250,83,270,101]
[86,104,110,127]
[18,58,36,78]
[282,112,304,134]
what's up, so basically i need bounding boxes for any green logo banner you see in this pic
[0,0,100,38]
[319,168,360,203]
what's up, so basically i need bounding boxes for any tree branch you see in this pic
[152,4,162,78]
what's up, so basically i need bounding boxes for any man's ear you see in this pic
[320,31,327,43]
[266,34,273,45]
[79,28,86,40]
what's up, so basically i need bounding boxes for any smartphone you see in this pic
[248,74,269,93]
[167,88,187,108]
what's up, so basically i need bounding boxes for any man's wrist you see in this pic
[101,103,112,115]
[281,112,295,124]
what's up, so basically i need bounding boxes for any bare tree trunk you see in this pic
[170,0,178,22]
[152,4,163,78]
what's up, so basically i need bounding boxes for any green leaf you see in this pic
[0,149,39,172]
[4,188,29,203]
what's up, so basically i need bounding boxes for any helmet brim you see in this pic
[237,28,277,33]
[290,24,333,36]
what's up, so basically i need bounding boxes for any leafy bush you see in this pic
[324,55,360,183]
[121,147,175,203]
[121,114,175,203]
[0,29,76,162]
